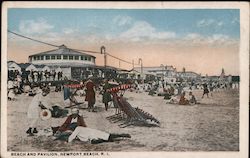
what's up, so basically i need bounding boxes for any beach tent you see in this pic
[7,61,16,67]
[55,67,62,73]
[35,65,51,72]
[8,62,21,73]
[41,65,50,72]
[25,64,38,72]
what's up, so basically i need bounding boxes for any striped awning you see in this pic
[64,84,84,88]
[107,84,133,93]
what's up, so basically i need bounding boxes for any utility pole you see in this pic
[132,60,134,70]
[101,46,106,78]
[101,46,106,67]
[160,64,164,80]
[138,58,143,81]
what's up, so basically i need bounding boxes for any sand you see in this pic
[7,88,239,151]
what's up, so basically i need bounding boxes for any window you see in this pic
[85,56,88,61]
[69,56,73,60]
[33,56,37,61]
[57,55,61,59]
[63,55,68,60]
[40,56,44,60]
[81,56,84,60]
[88,57,91,61]
[75,56,79,60]
[46,56,50,60]
[37,56,40,60]
[51,55,55,60]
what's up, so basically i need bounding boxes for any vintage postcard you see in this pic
[1,1,249,158]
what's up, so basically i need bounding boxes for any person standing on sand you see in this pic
[85,78,96,112]
[26,88,52,136]
[63,83,72,107]
[202,83,209,98]
[209,83,214,97]
[102,79,112,111]
[7,79,16,101]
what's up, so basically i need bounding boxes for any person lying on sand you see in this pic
[52,108,131,144]
[166,95,179,104]
[58,108,87,132]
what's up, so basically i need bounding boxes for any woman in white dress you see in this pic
[26,88,52,135]
[8,80,16,101]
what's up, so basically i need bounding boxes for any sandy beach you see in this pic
[7,88,239,151]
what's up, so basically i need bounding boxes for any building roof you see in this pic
[34,64,47,69]
[7,60,16,64]
[18,63,31,69]
[177,71,199,75]
[29,45,96,58]
[7,61,17,66]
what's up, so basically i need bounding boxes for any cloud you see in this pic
[183,33,238,46]
[217,21,224,26]
[113,15,133,26]
[185,33,203,40]
[231,17,239,24]
[15,18,83,44]
[197,19,224,28]
[62,28,78,34]
[13,16,237,47]
[19,18,54,35]
[120,21,176,41]
[207,34,231,44]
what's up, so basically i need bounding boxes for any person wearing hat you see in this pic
[53,108,131,144]
[85,78,96,112]
[26,87,51,135]
[58,108,86,132]
[52,108,86,141]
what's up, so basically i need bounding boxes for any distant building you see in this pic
[207,75,220,82]
[28,44,96,67]
[118,69,141,80]
[134,65,202,83]
[134,65,177,78]
[177,71,200,79]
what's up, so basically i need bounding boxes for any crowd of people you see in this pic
[132,79,239,106]
[8,69,63,83]
[7,70,239,144]
[7,69,64,100]
[20,84,129,143]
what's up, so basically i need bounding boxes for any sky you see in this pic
[7,9,240,75]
